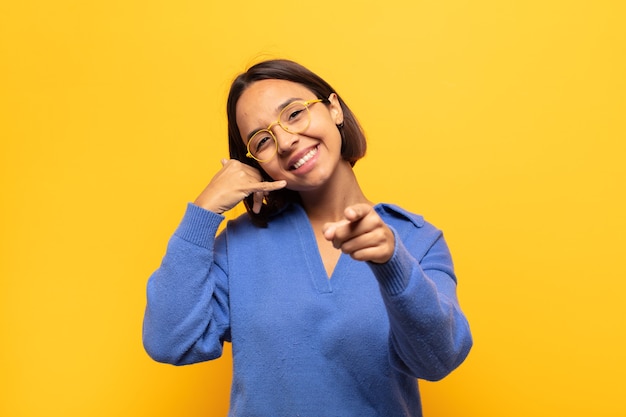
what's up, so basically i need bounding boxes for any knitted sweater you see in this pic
[143,202,472,417]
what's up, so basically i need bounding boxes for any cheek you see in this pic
[258,161,284,181]
[307,118,341,145]
[320,127,343,153]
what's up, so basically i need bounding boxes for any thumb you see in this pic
[344,204,371,221]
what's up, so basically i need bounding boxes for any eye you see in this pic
[252,132,273,152]
[281,102,307,124]
[287,108,304,121]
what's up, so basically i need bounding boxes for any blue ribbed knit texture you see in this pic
[143,202,472,417]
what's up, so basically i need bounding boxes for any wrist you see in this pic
[193,196,225,215]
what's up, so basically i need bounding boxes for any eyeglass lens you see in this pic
[248,102,312,161]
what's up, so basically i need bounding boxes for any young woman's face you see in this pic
[235,79,344,192]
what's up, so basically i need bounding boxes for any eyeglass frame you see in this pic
[245,98,327,163]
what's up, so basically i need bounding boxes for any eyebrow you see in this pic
[245,97,304,141]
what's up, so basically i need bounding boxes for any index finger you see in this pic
[254,180,287,193]
[322,219,351,241]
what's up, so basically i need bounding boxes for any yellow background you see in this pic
[1,0,625,416]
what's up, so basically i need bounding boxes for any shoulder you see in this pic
[375,203,445,255]
[375,203,425,228]
[375,203,444,239]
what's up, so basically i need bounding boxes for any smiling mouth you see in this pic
[290,146,318,170]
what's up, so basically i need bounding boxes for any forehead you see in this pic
[236,79,313,124]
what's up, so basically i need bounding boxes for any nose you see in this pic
[275,128,299,155]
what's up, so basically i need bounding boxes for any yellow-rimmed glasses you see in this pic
[246,99,324,163]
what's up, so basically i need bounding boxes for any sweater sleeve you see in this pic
[368,226,473,381]
[142,203,231,366]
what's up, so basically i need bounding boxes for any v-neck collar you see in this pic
[282,202,422,294]
[288,204,346,293]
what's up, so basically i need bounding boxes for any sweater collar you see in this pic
[374,203,425,228]
[271,202,424,228]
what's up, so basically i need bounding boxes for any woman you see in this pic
[143,59,472,416]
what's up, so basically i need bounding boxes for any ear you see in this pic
[327,93,344,125]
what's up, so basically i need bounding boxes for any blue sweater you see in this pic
[143,202,472,417]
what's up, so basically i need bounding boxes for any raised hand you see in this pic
[194,159,287,214]
[322,204,395,264]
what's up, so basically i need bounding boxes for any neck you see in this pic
[299,162,370,223]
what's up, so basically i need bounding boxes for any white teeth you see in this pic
[292,148,318,169]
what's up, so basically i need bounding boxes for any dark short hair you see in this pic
[226,59,367,226]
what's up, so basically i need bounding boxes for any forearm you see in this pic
[142,203,230,365]
[369,232,473,380]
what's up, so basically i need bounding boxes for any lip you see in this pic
[286,145,319,171]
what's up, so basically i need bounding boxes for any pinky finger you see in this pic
[252,191,265,214]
